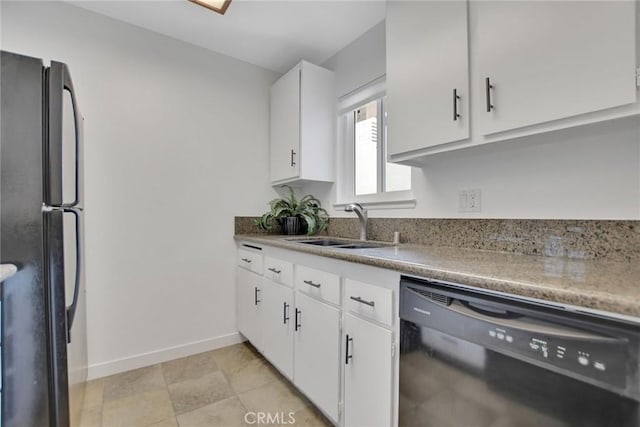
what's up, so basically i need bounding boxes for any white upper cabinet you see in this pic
[387,0,470,158]
[475,0,638,136]
[385,0,638,162]
[270,61,335,185]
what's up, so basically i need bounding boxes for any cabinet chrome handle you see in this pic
[303,280,321,288]
[241,258,252,263]
[345,334,353,365]
[283,302,290,324]
[453,88,461,121]
[485,77,494,112]
[254,287,260,305]
[350,296,375,307]
[268,267,281,274]
[294,308,301,331]
[290,149,297,167]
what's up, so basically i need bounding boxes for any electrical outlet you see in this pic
[468,189,481,212]
[458,189,481,212]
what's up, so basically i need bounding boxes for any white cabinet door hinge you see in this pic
[391,342,397,358]
[339,318,343,334]
[636,68,640,88]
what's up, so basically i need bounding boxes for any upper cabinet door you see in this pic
[387,0,470,157]
[269,61,334,185]
[270,65,301,183]
[475,1,637,136]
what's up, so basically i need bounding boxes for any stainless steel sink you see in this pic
[334,244,382,249]
[291,238,348,246]
[288,238,385,250]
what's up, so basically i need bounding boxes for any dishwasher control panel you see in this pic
[484,324,628,390]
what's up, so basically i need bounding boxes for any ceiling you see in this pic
[69,0,386,73]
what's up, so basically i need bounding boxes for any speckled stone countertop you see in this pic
[235,234,640,320]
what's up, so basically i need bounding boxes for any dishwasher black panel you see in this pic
[399,277,640,427]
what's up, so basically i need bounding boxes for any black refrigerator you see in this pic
[1,51,87,427]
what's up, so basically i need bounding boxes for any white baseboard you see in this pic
[87,332,245,380]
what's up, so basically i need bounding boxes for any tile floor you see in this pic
[80,342,332,427]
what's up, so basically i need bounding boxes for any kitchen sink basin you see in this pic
[292,238,348,246]
[334,244,383,249]
[288,238,385,250]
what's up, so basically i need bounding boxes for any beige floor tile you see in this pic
[225,358,279,394]
[288,406,333,427]
[148,417,178,427]
[177,396,250,427]
[162,351,219,385]
[79,404,102,427]
[168,370,235,415]
[102,388,174,427]
[84,378,105,409]
[237,380,308,415]
[104,365,166,402]
[211,342,262,376]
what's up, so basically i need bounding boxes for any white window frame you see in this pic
[335,77,415,210]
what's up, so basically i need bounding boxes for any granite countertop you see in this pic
[235,234,640,320]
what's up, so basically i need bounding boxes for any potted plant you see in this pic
[256,186,329,235]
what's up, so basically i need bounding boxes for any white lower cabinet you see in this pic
[294,291,341,422]
[343,313,393,427]
[236,247,398,426]
[261,278,294,379]
[236,267,263,352]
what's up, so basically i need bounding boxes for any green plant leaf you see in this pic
[256,185,328,235]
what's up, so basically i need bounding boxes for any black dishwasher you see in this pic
[399,277,640,427]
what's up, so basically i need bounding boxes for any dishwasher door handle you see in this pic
[447,299,623,343]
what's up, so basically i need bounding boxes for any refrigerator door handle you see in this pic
[43,205,83,342]
[46,61,83,209]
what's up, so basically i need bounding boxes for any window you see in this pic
[353,98,411,196]
[336,83,413,209]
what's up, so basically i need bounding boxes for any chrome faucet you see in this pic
[345,203,368,241]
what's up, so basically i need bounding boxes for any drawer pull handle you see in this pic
[242,258,252,263]
[254,287,260,305]
[350,296,375,307]
[268,267,281,274]
[303,280,321,288]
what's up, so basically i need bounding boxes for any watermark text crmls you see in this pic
[244,411,296,425]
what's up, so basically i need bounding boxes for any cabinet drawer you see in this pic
[295,265,340,306]
[237,249,263,274]
[263,257,294,287]
[345,279,393,326]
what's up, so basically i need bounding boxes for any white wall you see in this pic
[1,1,279,377]
[323,21,386,99]
[315,21,640,220]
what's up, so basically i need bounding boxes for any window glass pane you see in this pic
[354,100,378,196]
[383,106,411,192]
